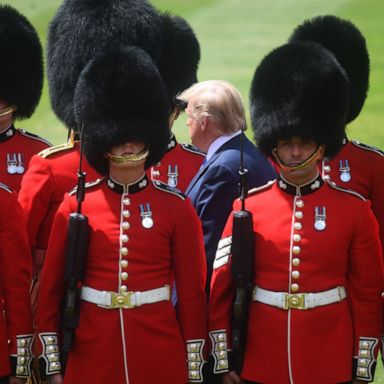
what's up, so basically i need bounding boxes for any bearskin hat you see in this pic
[74,47,170,175]
[48,0,201,131]
[158,12,200,105]
[47,0,163,130]
[0,5,43,119]
[250,42,349,158]
[289,15,369,124]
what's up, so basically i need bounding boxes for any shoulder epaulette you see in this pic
[248,179,276,196]
[69,178,103,196]
[19,129,52,146]
[152,180,185,200]
[327,180,366,201]
[181,143,206,157]
[351,140,384,157]
[39,140,75,159]
[0,182,12,193]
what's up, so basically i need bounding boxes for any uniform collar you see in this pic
[106,173,149,195]
[167,133,177,152]
[278,173,323,196]
[0,124,16,143]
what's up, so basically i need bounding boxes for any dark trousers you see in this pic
[243,382,351,384]
[0,377,8,384]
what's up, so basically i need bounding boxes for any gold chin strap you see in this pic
[0,105,17,117]
[272,146,323,172]
[105,149,149,164]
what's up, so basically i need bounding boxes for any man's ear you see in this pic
[201,115,208,131]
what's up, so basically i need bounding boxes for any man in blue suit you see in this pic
[179,80,277,293]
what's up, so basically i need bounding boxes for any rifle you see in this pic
[60,127,89,370]
[230,131,254,374]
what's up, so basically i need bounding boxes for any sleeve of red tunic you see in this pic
[369,155,384,255]
[36,194,73,376]
[208,200,240,374]
[348,200,384,381]
[18,154,55,249]
[171,197,208,382]
[0,189,33,378]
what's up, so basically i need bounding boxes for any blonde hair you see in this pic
[178,80,246,134]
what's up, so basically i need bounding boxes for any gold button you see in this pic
[121,234,129,243]
[121,272,128,280]
[121,247,128,256]
[189,362,198,370]
[219,351,227,359]
[359,350,369,358]
[357,367,368,377]
[323,175,331,180]
[18,348,26,356]
[16,367,26,375]
[120,285,127,293]
[296,200,304,208]
[116,296,125,305]
[190,371,199,379]
[292,246,301,254]
[218,342,225,350]
[291,283,299,292]
[292,270,300,279]
[121,260,128,268]
[358,358,369,367]
[189,343,198,352]
[360,341,370,349]
[218,360,228,368]
[294,222,302,230]
[123,198,130,205]
[47,336,55,344]
[293,234,301,242]
[190,353,198,361]
[18,357,26,365]
[19,339,27,347]
[295,211,303,219]
[122,221,130,230]
[217,333,225,342]
[292,258,301,266]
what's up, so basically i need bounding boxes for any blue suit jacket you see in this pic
[185,134,277,290]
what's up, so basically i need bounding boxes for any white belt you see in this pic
[81,285,170,309]
[253,286,346,310]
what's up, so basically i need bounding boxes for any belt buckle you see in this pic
[284,293,305,310]
[110,291,135,309]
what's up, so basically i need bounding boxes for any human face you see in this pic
[185,98,205,151]
[275,137,324,184]
[0,99,14,131]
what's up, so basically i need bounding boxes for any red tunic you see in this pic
[150,134,205,192]
[37,175,207,383]
[209,176,383,383]
[0,125,51,192]
[321,138,384,252]
[0,184,33,378]
[18,140,100,252]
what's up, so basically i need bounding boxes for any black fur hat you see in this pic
[47,0,163,130]
[0,5,43,119]
[250,42,349,158]
[158,12,200,105]
[74,47,170,175]
[289,15,369,124]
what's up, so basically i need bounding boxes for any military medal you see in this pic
[140,203,153,229]
[6,153,17,174]
[167,165,178,188]
[16,153,25,174]
[339,159,351,182]
[314,206,326,231]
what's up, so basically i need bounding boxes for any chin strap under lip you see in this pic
[105,148,149,164]
[272,145,322,172]
[0,105,17,117]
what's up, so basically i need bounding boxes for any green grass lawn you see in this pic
[7,0,384,381]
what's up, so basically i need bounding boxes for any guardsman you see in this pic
[150,15,205,192]
[289,14,384,257]
[0,5,51,193]
[36,46,207,384]
[209,42,383,383]
[0,183,34,384]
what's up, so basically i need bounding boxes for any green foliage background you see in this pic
[6,0,384,380]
